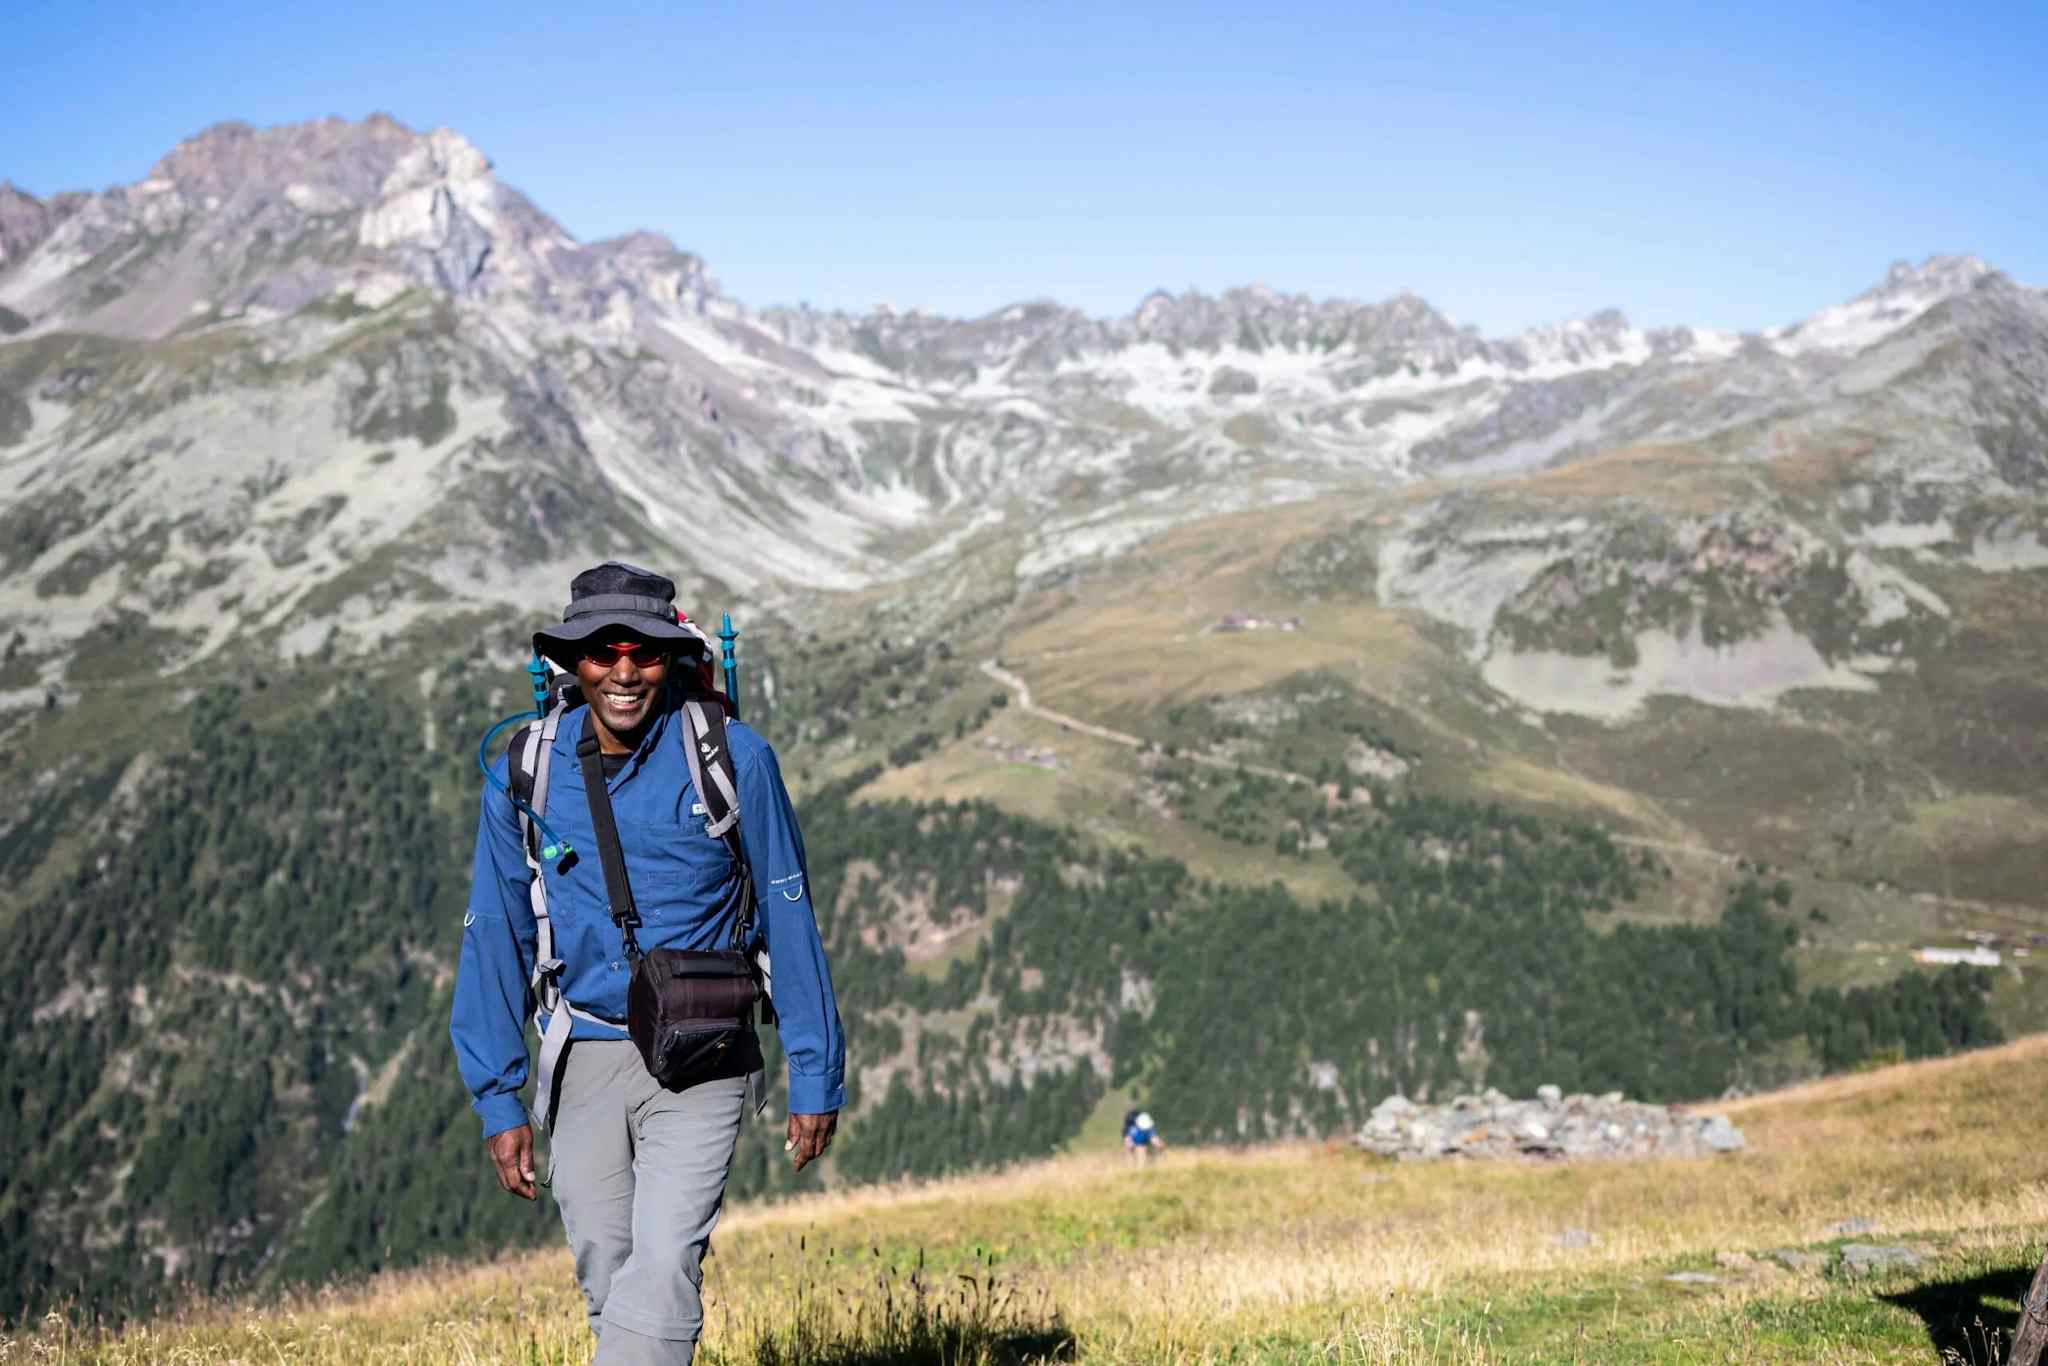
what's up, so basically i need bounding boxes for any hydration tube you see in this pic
[475,654,573,861]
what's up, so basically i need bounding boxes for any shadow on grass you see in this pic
[731,1251,1076,1366]
[1879,1266,2032,1365]
[751,1325,1076,1366]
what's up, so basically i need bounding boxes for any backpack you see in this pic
[509,668,773,1131]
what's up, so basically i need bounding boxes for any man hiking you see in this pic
[452,562,845,1365]
[1123,1108,1165,1165]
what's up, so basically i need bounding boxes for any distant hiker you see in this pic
[1123,1108,1166,1163]
[451,562,845,1366]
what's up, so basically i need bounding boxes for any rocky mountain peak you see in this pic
[2,183,49,266]
[378,126,493,198]
[0,116,590,334]
[1771,253,2003,355]
[1125,283,1468,357]
[1875,254,1993,299]
[1508,307,1646,371]
[0,181,87,269]
[145,116,425,203]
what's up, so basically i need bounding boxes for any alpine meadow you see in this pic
[3,114,2047,1362]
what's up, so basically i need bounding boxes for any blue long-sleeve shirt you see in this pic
[451,700,845,1139]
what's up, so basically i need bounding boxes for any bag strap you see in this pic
[576,720,644,963]
[678,694,754,952]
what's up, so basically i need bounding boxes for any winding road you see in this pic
[979,658,1310,787]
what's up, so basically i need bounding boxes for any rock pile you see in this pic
[1355,1084,1745,1160]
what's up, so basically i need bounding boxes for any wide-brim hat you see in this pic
[533,561,709,669]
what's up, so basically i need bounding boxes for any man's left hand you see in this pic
[785,1110,838,1172]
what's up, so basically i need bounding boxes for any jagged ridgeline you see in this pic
[0,656,1997,1322]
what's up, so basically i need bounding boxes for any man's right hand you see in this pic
[488,1123,537,1200]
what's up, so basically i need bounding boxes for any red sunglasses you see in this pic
[580,639,670,668]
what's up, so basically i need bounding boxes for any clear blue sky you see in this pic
[7,0,2044,334]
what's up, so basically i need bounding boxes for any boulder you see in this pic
[1354,1090,1747,1162]
[1698,1115,1746,1152]
[1839,1244,1923,1277]
[1770,1249,1829,1273]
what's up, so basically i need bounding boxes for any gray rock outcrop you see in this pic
[1355,1086,1747,1160]
[1839,1244,1923,1277]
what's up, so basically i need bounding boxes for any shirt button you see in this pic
[610,961,621,972]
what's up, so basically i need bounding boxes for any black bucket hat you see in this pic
[533,561,708,669]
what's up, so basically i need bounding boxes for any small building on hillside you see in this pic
[1912,946,2002,968]
[1214,613,1304,634]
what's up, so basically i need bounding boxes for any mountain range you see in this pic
[4,115,2046,1319]
[5,116,2040,690]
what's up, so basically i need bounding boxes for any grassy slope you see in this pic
[38,1034,2048,1364]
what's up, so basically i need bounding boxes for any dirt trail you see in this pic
[980,659,1309,787]
[1611,833,1737,865]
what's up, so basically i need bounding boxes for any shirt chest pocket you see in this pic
[616,810,732,910]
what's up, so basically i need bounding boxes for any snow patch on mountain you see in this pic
[1482,619,1879,720]
[1017,511,1182,579]
[1969,530,2048,571]
[1677,328,1744,362]
[1843,550,1949,624]
[1772,257,1993,356]
[1850,517,1955,551]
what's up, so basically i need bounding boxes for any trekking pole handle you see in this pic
[526,653,551,713]
[719,612,741,718]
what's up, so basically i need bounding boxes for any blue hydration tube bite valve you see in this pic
[476,653,573,861]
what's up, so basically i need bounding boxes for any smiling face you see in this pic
[574,635,674,755]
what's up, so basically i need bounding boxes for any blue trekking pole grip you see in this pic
[527,653,551,713]
[719,612,741,718]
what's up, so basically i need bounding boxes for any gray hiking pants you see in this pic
[551,1039,747,1365]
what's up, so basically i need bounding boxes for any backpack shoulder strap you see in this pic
[510,680,578,853]
[517,699,593,1134]
[509,720,541,810]
[680,697,742,840]
[679,696,752,947]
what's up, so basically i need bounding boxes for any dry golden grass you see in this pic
[24,1036,2048,1363]
[1463,753,1678,836]
[1757,437,1880,498]
[981,491,1433,721]
[1452,441,1761,516]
